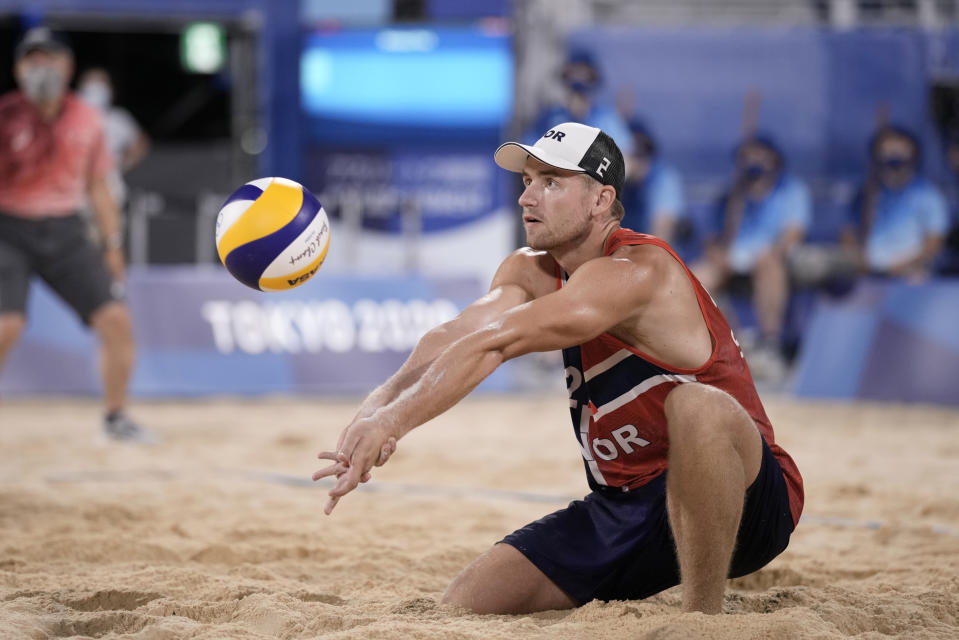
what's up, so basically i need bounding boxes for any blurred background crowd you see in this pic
[2,0,959,400]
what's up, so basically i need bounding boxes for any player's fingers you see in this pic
[329,462,363,500]
[311,461,347,482]
[360,471,372,483]
[334,428,353,456]
[317,450,341,462]
[375,437,397,467]
[335,430,364,467]
[323,494,341,515]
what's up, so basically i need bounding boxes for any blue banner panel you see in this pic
[0,266,512,396]
[302,148,516,285]
[793,279,959,405]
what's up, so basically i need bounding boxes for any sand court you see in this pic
[1,393,957,639]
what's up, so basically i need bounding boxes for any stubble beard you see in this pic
[525,216,591,252]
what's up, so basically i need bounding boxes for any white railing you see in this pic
[530,0,959,27]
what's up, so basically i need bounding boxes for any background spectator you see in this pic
[0,27,151,442]
[620,118,687,245]
[845,125,949,281]
[693,135,811,379]
[527,48,633,154]
[77,66,150,210]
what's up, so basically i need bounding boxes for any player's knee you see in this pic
[441,564,499,613]
[440,576,470,609]
[665,383,748,445]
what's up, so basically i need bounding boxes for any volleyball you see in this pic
[215,177,330,292]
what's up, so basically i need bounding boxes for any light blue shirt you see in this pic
[727,174,811,273]
[860,178,949,272]
[621,161,685,233]
[646,163,684,224]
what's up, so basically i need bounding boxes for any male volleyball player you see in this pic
[313,122,804,615]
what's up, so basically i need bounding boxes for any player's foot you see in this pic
[103,411,157,444]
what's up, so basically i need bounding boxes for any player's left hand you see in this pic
[312,420,397,515]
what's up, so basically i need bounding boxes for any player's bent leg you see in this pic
[89,301,135,413]
[0,312,26,369]
[442,543,578,614]
[664,382,762,614]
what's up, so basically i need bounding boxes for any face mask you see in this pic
[567,79,595,95]
[21,65,67,104]
[878,156,912,171]
[743,163,770,183]
[79,82,112,110]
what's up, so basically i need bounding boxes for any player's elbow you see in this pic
[498,307,605,359]
[553,305,608,344]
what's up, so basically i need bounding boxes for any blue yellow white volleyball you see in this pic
[215,177,330,292]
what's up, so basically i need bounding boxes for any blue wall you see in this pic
[570,26,952,181]
[568,26,959,244]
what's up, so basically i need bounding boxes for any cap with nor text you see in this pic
[494,122,626,200]
[15,26,72,59]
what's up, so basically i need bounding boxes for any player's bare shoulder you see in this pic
[607,240,684,285]
[491,247,559,300]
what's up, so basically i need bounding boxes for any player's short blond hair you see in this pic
[583,174,624,220]
[610,198,625,221]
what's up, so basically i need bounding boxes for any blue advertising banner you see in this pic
[0,267,512,396]
[298,24,516,285]
[792,279,959,405]
[303,148,516,285]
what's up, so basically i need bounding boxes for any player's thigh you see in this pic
[33,216,120,325]
[442,542,577,615]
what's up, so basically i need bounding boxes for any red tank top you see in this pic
[561,229,803,525]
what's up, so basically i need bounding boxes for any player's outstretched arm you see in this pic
[313,251,546,513]
[316,253,655,514]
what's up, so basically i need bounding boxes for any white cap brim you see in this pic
[494,141,585,174]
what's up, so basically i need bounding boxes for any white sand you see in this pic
[1,393,957,638]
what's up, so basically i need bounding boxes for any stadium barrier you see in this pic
[1,266,518,396]
[792,278,959,405]
[6,268,957,405]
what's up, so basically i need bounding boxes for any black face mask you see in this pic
[566,80,596,95]
[742,163,772,183]
[877,156,914,171]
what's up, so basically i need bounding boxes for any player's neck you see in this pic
[550,221,620,275]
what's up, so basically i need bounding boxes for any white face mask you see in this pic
[21,65,67,104]
[79,81,112,110]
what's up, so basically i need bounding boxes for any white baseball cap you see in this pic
[494,122,626,200]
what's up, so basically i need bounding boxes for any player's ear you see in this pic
[594,184,615,216]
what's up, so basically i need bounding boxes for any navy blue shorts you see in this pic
[501,437,795,604]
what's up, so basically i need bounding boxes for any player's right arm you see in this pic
[313,249,552,491]
[347,249,543,423]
